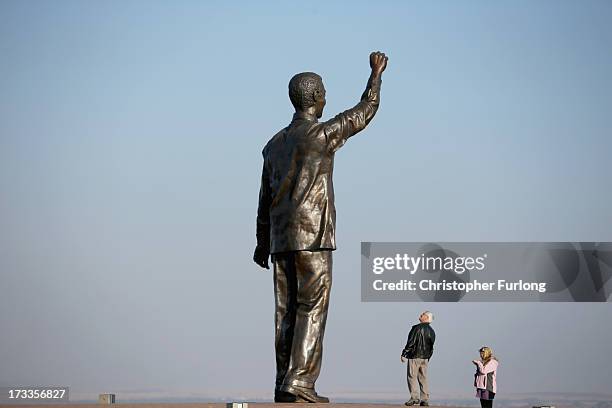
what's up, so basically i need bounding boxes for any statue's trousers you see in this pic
[272,250,332,390]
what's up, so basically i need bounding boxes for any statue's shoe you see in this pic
[280,385,330,403]
[274,390,309,403]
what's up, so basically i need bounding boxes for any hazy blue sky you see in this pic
[1,0,611,402]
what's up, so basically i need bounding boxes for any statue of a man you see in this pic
[254,51,388,403]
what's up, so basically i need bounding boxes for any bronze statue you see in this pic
[254,51,388,403]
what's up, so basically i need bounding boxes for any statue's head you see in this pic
[289,72,326,118]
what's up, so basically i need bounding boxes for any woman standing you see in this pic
[472,346,498,408]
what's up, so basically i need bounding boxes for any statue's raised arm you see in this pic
[322,51,388,153]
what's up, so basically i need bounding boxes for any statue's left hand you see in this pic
[253,246,270,269]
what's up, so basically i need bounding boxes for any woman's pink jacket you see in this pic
[474,359,498,393]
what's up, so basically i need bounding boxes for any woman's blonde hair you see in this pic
[479,346,494,364]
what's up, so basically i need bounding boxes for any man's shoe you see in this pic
[404,400,420,406]
[420,401,429,406]
[281,385,330,403]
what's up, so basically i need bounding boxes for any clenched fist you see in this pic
[370,51,388,75]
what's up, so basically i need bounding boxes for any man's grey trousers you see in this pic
[407,358,429,402]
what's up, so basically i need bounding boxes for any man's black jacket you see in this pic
[402,322,435,360]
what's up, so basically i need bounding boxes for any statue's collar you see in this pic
[292,111,318,123]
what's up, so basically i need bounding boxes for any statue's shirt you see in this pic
[257,78,381,254]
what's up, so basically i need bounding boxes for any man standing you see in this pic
[401,311,436,406]
[254,52,388,403]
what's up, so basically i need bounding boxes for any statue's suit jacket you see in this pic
[257,77,381,254]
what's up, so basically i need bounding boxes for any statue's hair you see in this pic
[288,72,323,110]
